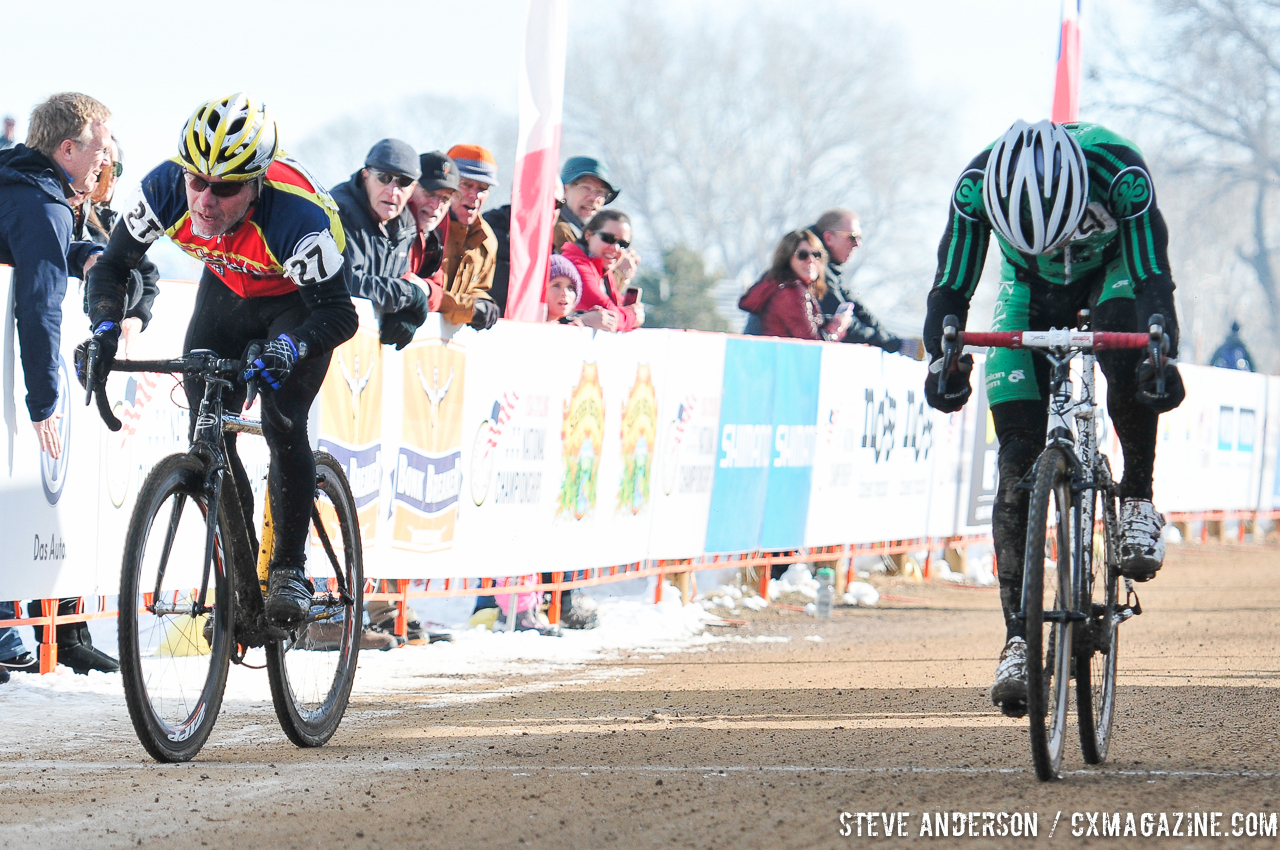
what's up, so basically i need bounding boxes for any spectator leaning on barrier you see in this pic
[0,115,16,151]
[81,138,159,349]
[546,253,583,323]
[553,156,619,253]
[809,208,924,359]
[332,139,428,350]
[439,144,500,330]
[1210,321,1255,372]
[561,209,645,332]
[0,92,119,677]
[738,229,852,342]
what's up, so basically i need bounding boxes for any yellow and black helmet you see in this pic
[177,93,277,181]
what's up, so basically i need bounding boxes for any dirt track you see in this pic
[2,544,1279,849]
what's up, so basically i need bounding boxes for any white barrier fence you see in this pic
[1,266,1277,599]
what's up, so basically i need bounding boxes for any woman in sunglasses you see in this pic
[738,229,853,341]
[560,208,644,332]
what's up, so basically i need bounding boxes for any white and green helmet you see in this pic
[983,120,1088,255]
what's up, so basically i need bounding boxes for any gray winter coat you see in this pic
[331,171,418,314]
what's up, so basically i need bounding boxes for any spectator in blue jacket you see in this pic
[0,92,114,680]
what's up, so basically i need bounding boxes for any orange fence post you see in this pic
[653,563,664,604]
[38,598,57,673]
[395,579,409,638]
[757,554,769,600]
[549,571,564,623]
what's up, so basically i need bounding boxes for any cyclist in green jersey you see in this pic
[922,120,1185,717]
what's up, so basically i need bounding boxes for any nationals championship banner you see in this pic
[3,267,1280,598]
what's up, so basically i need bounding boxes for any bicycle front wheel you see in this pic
[266,451,364,747]
[1078,479,1120,764]
[1023,448,1075,782]
[119,454,234,763]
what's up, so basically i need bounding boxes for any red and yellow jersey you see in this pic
[120,156,346,297]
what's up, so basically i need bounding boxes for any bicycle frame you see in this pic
[102,351,352,652]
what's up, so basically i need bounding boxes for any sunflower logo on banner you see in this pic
[393,339,467,552]
[617,364,657,514]
[319,328,383,539]
[558,363,605,520]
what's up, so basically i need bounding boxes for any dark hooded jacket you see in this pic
[482,204,511,315]
[0,144,102,420]
[331,171,418,314]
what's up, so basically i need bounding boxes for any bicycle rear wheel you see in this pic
[266,451,364,747]
[119,454,234,762]
[1078,479,1120,764]
[1023,448,1075,781]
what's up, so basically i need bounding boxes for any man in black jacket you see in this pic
[332,139,428,348]
[0,92,117,676]
[810,208,921,358]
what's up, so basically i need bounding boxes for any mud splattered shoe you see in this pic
[990,636,1028,718]
[265,566,315,628]
[1119,499,1165,582]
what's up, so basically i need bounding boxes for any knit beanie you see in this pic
[548,254,583,307]
[446,144,498,186]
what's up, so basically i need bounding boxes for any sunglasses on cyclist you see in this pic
[371,170,416,189]
[184,172,250,198]
[595,231,631,249]
[794,248,825,262]
[835,231,863,247]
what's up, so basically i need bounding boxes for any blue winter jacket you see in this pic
[0,144,100,420]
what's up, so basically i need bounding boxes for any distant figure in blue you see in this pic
[1210,321,1256,372]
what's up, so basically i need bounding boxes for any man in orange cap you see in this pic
[439,144,500,330]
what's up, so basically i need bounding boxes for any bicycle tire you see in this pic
[266,451,364,747]
[119,453,234,763]
[1078,479,1120,764]
[1024,447,1075,781]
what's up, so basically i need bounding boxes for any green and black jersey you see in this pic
[923,123,1178,362]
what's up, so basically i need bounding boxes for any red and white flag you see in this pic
[1052,0,1082,123]
[505,0,569,322]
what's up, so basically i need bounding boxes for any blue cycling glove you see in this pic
[242,334,299,391]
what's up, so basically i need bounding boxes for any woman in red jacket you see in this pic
[560,209,643,332]
[739,229,851,340]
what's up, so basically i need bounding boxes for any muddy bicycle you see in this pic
[85,348,363,762]
[939,311,1167,780]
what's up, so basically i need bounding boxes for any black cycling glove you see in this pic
[74,320,120,390]
[1135,358,1185,412]
[924,353,974,413]
[380,283,429,349]
[242,334,300,391]
[470,298,500,331]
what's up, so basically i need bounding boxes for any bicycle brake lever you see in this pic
[1148,313,1167,395]
[939,314,960,394]
[83,339,99,406]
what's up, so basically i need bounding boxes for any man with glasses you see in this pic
[332,139,430,349]
[808,208,921,358]
[84,93,357,629]
[438,144,501,330]
[553,156,619,253]
[0,92,116,677]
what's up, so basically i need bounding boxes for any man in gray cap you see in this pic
[553,155,619,253]
[332,138,429,349]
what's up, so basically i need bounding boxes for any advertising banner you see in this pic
[3,267,1279,599]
